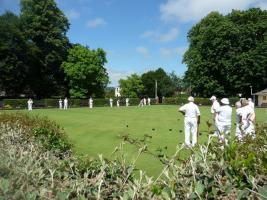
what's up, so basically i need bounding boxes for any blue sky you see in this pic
[1,0,267,86]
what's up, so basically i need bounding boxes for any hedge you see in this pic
[0,98,157,109]
[162,97,240,106]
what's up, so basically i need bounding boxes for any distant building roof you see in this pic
[253,89,267,95]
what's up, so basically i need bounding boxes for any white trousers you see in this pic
[89,103,93,108]
[184,117,198,146]
[110,102,113,107]
[59,103,62,109]
[28,105,32,111]
[241,121,255,137]
[217,122,231,144]
[64,104,67,109]
[126,102,129,107]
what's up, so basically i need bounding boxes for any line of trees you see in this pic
[0,0,109,98]
[118,68,186,98]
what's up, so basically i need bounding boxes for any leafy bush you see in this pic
[0,113,266,199]
[3,99,28,109]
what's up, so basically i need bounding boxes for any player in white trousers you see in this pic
[147,97,151,106]
[143,98,147,106]
[210,96,220,136]
[117,99,120,107]
[248,98,254,109]
[27,98,33,111]
[179,96,201,147]
[59,98,63,109]
[125,98,129,107]
[237,99,255,139]
[63,97,68,110]
[109,98,113,107]
[89,97,93,109]
[235,101,242,140]
[215,98,232,145]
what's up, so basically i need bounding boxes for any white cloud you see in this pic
[160,46,187,58]
[65,9,80,20]
[160,0,267,23]
[141,28,179,42]
[86,18,106,28]
[136,46,149,57]
[254,0,267,10]
[107,68,133,86]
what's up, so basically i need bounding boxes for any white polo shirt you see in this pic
[237,105,254,123]
[179,102,200,118]
[211,100,220,114]
[215,105,232,125]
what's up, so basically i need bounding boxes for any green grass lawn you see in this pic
[4,105,266,176]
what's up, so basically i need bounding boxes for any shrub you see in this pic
[0,113,266,199]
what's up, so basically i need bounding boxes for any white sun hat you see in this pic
[210,96,216,100]
[221,98,230,105]
[188,96,194,102]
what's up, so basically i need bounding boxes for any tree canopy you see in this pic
[61,45,109,98]
[184,8,267,97]
[119,74,144,98]
[141,68,175,98]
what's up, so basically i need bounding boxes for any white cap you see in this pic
[221,98,230,105]
[188,96,194,102]
[210,96,216,100]
[248,98,252,101]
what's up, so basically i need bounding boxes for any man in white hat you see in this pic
[237,99,255,138]
[214,98,232,144]
[210,96,220,135]
[179,96,201,147]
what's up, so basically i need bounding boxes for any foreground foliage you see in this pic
[0,113,266,199]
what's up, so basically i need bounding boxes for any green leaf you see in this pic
[195,181,204,195]
[258,185,267,200]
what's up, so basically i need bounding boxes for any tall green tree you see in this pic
[61,44,109,98]
[184,8,267,97]
[141,68,174,97]
[0,12,30,96]
[20,0,70,97]
[119,74,144,97]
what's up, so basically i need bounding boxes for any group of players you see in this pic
[179,96,256,147]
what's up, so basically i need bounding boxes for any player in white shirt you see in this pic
[109,98,113,107]
[210,96,220,136]
[63,97,68,110]
[89,97,93,109]
[179,96,201,147]
[237,99,255,138]
[215,98,232,144]
[248,98,255,109]
[235,101,242,140]
[59,98,63,109]
[147,97,151,106]
[125,98,129,107]
[27,98,33,111]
